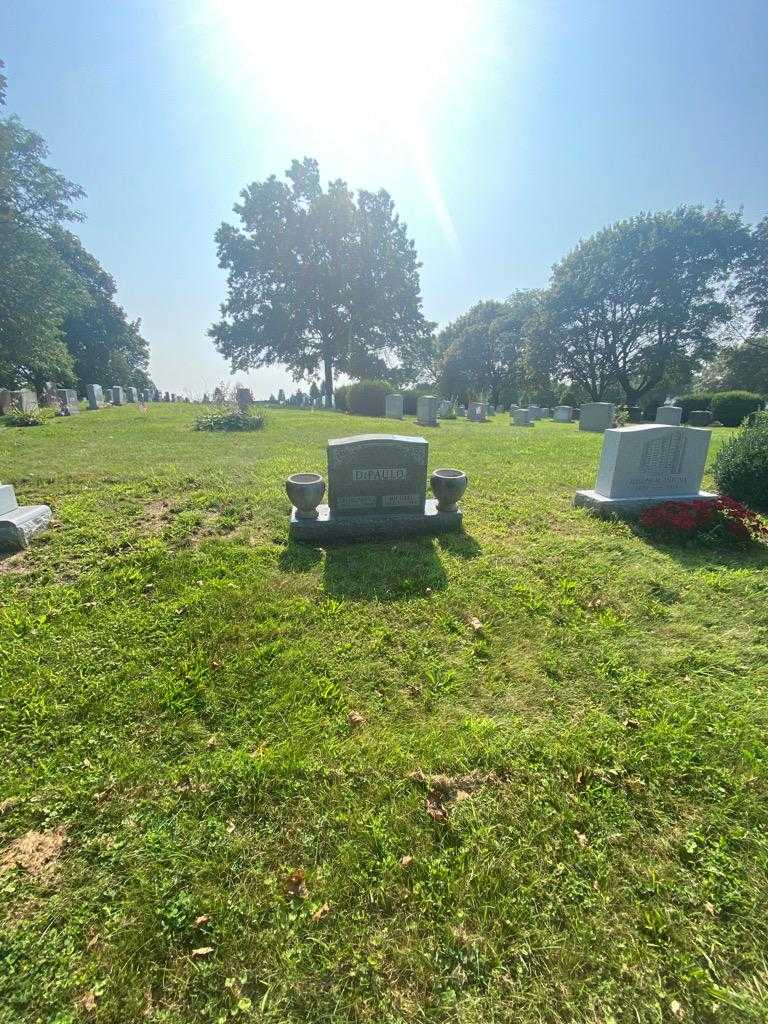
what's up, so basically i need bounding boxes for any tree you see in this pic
[735,216,768,334]
[436,292,543,405]
[700,335,768,394]
[209,158,434,406]
[540,205,749,403]
[51,229,152,390]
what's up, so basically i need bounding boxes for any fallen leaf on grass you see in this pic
[205,734,218,749]
[191,946,213,957]
[194,914,210,926]
[704,902,716,916]
[0,797,19,815]
[80,992,97,1012]
[346,711,365,728]
[226,821,236,834]
[575,831,588,848]
[426,790,448,821]
[670,999,684,1019]
[286,869,308,899]
[311,902,330,922]
[622,718,641,730]
[468,616,484,634]
[399,855,414,868]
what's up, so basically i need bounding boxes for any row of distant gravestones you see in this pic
[0,384,191,416]
[383,395,715,431]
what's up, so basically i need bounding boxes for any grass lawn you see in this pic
[1,405,767,1024]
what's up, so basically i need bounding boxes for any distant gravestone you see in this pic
[574,424,715,516]
[457,405,466,417]
[111,386,125,405]
[385,393,404,420]
[235,386,253,411]
[41,382,59,408]
[125,387,138,402]
[438,399,452,418]
[0,483,52,551]
[4,389,38,414]
[656,405,682,425]
[627,406,644,423]
[579,402,614,432]
[163,391,170,402]
[86,384,105,410]
[689,409,714,427]
[486,405,496,417]
[553,405,572,422]
[56,389,79,415]
[467,402,486,422]
[512,407,534,427]
[289,433,464,541]
[416,395,440,427]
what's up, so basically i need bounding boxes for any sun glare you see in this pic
[198,0,490,246]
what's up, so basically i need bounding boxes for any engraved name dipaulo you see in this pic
[352,468,407,481]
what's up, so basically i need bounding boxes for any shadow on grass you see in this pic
[278,543,323,573]
[629,524,768,570]
[323,537,447,601]
[435,531,482,560]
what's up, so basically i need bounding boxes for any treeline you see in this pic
[434,205,768,413]
[0,63,152,393]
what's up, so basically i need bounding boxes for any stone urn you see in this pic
[286,473,325,519]
[430,468,467,512]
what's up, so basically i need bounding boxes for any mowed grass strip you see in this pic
[1,406,767,1023]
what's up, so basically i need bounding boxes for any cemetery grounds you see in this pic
[1,405,767,1024]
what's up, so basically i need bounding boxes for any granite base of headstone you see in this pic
[688,409,714,427]
[574,424,716,517]
[579,402,614,432]
[288,433,465,542]
[656,405,683,425]
[0,483,52,551]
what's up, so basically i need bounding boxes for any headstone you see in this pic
[512,407,534,427]
[125,387,138,402]
[385,393,404,420]
[627,406,643,423]
[56,389,79,415]
[486,405,496,417]
[467,402,486,422]
[41,382,59,408]
[163,392,170,402]
[529,406,542,420]
[235,387,253,411]
[553,405,572,423]
[0,483,52,551]
[574,424,716,516]
[579,402,614,433]
[416,395,440,427]
[457,405,466,417]
[289,433,464,541]
[438,399,452,418]
[111,386,125,406]
[689,409,714,427]
[656,405,682,426]
[86,384,105,410]
[4,389,39,414]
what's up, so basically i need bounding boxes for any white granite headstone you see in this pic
[579,402,614,432]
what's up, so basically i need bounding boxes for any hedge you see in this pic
[710,391,764,427]
[714,411,768,509]
[346,380,392,417]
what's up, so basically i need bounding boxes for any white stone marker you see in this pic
[385,393,404,420]
[574,424,716,516]
[553,405,572,422]
[416,395,440,427]
[655,405,683,425]
[512,407,534,427]
[111,386,125,405]
[0,484,52,550]
[86,384,105,410]
[125,387,139,402]
[579,402,614,432]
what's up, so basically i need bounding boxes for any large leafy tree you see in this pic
[210,158,434,405]
[539,205,749,403]
[436,292,542,405]
[700,335,768,394]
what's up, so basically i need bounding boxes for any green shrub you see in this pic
[3,409,47,427]
[713,411,768,510]
[333,385,350,412]
[675,393,713,421]
[710,391,764,427]
[346,380,391,416]
[194,405,265,432]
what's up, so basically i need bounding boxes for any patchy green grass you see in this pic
[1,405,767,1023]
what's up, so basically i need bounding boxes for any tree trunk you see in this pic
[323,355,334,408]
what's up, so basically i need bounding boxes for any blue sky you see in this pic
[2,0,767,397]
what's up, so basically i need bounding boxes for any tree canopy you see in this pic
[210,158,434,403]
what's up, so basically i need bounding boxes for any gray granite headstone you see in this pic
[86,384,105,410]
[385,393,404,420]
[512,407,534,427]
[328,434,427,516]
[236,387,253,410]
[656,405,682,425]
[416,395,439,427]
[579,402,614,432]
[0,483,52,550]
[111,386,125,405]
[467,402,486,422]
[574,424,715,515]
[553,405,572,422]
[4,389,39,413]
[56,389,79,414]
[688,409,714,427]
[125,387,138,402]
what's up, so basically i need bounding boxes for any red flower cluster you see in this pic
[640,497,768,543]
